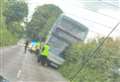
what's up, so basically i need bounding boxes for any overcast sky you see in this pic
[27,0,120,39]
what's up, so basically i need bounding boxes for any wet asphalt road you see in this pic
[0,43,67,82]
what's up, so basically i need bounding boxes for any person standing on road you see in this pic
[37,41,44,63]
[40,43,50,66]
[24,40,29,53]
[35,41,41,62]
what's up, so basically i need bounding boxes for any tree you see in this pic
[2,0,28,37]
[7,22,24,36]
[0,0,18,47]
[26,4,63,39]
[3,0,28,24]
[59,37,120,82]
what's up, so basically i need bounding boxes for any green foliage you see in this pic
[59,38,120,82]
[0,0,24,47]
[26,4,62,39]
[3,0,28,38]
[0,28,18,47]
[3,0,28,24]
[7,22,24,37]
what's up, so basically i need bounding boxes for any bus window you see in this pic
[48,36,69,56]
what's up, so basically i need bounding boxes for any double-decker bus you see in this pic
[46,14,89,68]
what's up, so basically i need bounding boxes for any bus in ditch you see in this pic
[45,14,89,68]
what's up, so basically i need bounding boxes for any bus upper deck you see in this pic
[47,14,89,67]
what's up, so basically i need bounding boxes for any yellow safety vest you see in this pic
[41,44,49,57]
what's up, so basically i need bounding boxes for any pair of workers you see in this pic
[36,41,50,66]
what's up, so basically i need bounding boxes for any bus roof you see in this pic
[59,14,89,31]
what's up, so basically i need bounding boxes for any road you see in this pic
[0,43,67,82]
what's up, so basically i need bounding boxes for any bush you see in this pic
[0,28,18,47]
[59,38,120,82]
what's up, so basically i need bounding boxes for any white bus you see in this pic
[47,14,89,68]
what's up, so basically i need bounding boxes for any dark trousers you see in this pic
[24,46,27,53]
[37,55,48,65]
[37,55,41,63]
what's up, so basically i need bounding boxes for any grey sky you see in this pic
[27,0,120,39]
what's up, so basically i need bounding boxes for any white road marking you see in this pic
[17,50,28,79]
[17,70,22,78]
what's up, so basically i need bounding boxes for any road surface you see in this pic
[0,42,67,82]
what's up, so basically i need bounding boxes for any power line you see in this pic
[28,0,120,28]
[8,0,120,21]
[65,12,120,33]
[84,7,120,21]
[69,22,120,82]
[99,0,120,8]
[63,1,120,21]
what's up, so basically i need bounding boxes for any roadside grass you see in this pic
[0,28,18,47]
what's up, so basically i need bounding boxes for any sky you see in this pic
[27,0,120,39]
